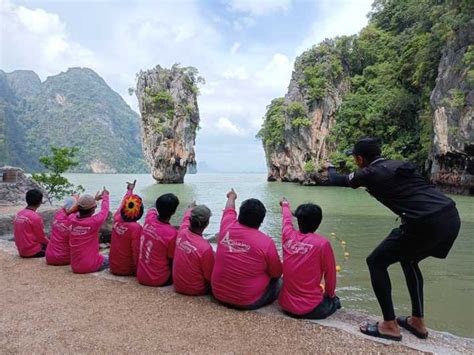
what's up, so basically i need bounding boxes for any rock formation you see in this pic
[136,64,202,183]
[427,24,474,195]
[0,166,48,205]
[259,41,350,183]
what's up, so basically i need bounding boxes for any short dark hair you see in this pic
[294,203,323,234]
[156,193,179,220]
[78,207,96,217]
[238,198,266,229]
[26,189,43,207]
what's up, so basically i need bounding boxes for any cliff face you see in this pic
[259,41,350,183]
[136,64,202,183]
[428,24,474,195]
[0,68,147,173]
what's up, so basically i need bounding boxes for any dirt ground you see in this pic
[0,251,422,354]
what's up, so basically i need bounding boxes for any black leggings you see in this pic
[366,207,460,321]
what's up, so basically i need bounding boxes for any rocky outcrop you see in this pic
[428,23,474,195]
[0,166,48,205]
[260,41,350,183]
[136,64,202,183]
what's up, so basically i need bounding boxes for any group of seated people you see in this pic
[13,181,341,320]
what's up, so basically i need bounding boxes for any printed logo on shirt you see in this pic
[14,215,30,224]
[220,232,250,253]
[113,222,128,236]
[53,220,70,233]
[283,240,313,255]
[71,225,91,236]
[177,237,197,254]
[142,224,162,241]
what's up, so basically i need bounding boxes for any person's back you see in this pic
[45,197,77,265]
[70,189,109,274]
[212,190,282,309]
[136,193,179,286]
[278,200,339,319]
[109,181,143,276]
[348,159,453,222]
[14,189,49,258]
[173,204,214,296]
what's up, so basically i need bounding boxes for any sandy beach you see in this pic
[0,247,421,354]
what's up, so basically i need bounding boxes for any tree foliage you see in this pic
[32,147,84,204]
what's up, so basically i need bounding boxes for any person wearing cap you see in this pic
[136,193,180,287]
[326,137,460,341]
[45,195,79,265]
[69,187,110,274]
[109,180,144,276]
[172,203,215,296]
[14,189,49,258]
[211,188,282,310]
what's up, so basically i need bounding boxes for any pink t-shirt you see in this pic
[69,193,109,274]
[45,209,73,265]
[13,208,49,257]
[109,191,142,276]
[136,209,178,286]
[278,203,337,315]
[173,210,215,296]
[211,208,282,306]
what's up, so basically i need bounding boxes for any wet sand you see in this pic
[0,248,419,354]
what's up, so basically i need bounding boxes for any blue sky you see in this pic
[1,0,373,172]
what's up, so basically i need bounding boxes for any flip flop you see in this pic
[360,322,402,341]
[396,316,428,339]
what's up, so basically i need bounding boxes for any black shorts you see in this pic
[396,205,461,260]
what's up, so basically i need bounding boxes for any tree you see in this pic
[32,147,84,204]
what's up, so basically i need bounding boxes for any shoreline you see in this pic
[1,239,472,354]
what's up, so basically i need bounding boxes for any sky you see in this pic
[0,0,373,172]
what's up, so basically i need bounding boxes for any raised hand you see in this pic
[102,186,109,195]
[227,188,237,200]
[188,200,197,209]
[280,197,288,206]
[95,190,102,201]
[126,179,136,191]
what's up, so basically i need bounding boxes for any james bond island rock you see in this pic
[258,40,350,183]
[136,64,203,183]
[259,1,473,194]
[427,25,474,195]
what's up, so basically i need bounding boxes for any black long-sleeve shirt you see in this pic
[327,159,454,222]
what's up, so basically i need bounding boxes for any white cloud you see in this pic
[216,117,245,136]
[297,0,372,54]
[227,0,292,16]
[0,1,98,78]
[222,66,250,80]
[255,53,293,91]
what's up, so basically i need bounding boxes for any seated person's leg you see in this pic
[97,256,109,271]
[242,277,282,311]
[290,295,341,320]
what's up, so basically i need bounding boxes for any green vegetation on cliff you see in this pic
[0,68,147,173]
[259,0,473,172]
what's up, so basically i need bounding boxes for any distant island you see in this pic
[0,67,146,173]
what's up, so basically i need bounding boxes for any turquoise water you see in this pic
[65,173,474,338]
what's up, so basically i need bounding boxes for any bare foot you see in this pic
[408,316,428,335]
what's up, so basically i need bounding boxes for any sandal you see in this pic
[396,316,428,339]
[360,322,402,341]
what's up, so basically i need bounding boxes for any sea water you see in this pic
[65,173,474,338]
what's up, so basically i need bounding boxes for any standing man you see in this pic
[326,137,460,341]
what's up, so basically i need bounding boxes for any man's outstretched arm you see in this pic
[326,163,350,187]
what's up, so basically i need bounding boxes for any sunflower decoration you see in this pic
[120,194,144,222]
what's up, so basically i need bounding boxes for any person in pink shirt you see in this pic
[173,203,214,296]
[212,189,282,310]
[14,189,49,258]
[136,193,180,287]
[69,187,110,274]
[45,196,78,265]
[109,180,144,276]
[278,198,340,319]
